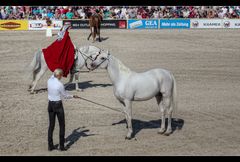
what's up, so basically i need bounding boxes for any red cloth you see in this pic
[42,30,74,77]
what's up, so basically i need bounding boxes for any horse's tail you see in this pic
[27,49,42,79]
[171,73,178,121]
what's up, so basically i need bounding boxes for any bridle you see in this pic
[73,48,101,72]
[90,53,110,71]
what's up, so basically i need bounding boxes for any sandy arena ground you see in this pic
[0,29,240,156]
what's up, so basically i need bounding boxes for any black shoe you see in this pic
[59,147,68,151]
[48,145,57,151]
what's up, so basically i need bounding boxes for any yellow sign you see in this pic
[0,20,28,30]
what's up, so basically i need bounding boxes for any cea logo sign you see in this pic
[144,20,158,28]
[145,20,157,25]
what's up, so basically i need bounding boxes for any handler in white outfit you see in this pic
[47,68,79,151]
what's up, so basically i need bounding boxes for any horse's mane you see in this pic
[111,55,131,75]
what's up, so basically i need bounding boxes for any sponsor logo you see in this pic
[129,20,143,28]
[160,19,190,29]
[223,21,230,28]
[203,22,221,26]
[0,22,21,29]
[64,22,71,25]
[235,23,240,26]
[192,21,199,27]
[79,23,89,27]
[53,23,62,28]
[30,23,43,28]
[119,20,126,28]
[64,20,126,29]
[145,20,157,26]
[101,23,116,27]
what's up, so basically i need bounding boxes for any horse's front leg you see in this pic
[65,73,74,88]
[97,26,101,42]
[92,27,96,43]
[87,32,92,40]
[122,99,133,139]
[74,73,83,91]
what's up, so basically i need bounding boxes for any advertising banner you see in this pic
[160,19,190,29]
[63,20,88,29]
[101,20,127,29]
[0,20,28,30]
[127,19,158,29]
[63,19,127,29]
[222,19,240,28]
[28,20,62,30]
[191,19,222,28]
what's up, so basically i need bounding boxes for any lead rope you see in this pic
[77,96,121,113]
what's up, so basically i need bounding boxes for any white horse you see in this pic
[28,45,102,94]
[89,51,177,139]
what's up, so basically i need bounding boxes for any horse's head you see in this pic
[90,50,110,70]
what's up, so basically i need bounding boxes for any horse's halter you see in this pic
[73,48,101,72]
[90,53,110,71]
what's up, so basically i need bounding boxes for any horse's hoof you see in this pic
[30,91,35,94]
[76,89,83,92]
[163,132,171,136]
[158,128,166,134]
[164,130,172,136]
[125,136,131,140]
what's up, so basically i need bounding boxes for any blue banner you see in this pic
[128,19,158,29]
[160,19,190,29]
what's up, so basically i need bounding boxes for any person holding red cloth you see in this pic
[42,24,75,78]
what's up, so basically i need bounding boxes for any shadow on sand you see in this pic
[65,127,95,150]
[112,118,184,138]
[96,37,109,42]
[64,80,112,91]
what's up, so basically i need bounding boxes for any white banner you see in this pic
[28,20,63,30]
[191,19,222,28]
[222,19,240,28]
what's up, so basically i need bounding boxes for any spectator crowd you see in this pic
[1,6,240,20]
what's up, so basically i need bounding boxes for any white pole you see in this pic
[46,26,52,37]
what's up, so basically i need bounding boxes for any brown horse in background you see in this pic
[87,13,102,43]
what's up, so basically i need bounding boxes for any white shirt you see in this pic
[114,8,120,14]
[222,7,228,14]
[153,12,159,18]
[47,75,73,101]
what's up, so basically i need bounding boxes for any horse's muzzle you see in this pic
[90,62,96,68]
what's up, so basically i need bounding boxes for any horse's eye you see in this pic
[101,57,105,60]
